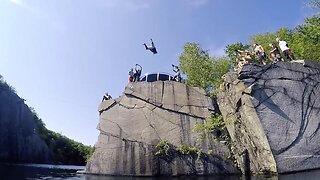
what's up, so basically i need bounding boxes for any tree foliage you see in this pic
[179,42,231,94]
[0,75,94,165]
[32,111,94,165]
[226,16,320,62]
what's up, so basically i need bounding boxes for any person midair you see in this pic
[143,39,157,54]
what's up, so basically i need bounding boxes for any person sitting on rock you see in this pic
[143,39,158,54]
[102,92,112,102]
[133,64,142,82]
[276,38,295,61]
[269,43,282,63]
[172,64,181,82]
[253,43,267,65]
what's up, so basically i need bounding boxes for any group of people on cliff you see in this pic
[127,64,181,83]
[234,38,295,72]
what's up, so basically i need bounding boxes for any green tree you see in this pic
[179,43,231,94]
[291,16,320,60]
[233,16,320,62]
[31,106,94,165]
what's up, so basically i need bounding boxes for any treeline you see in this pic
[0,75,94,165]
[32,109,94,165]
[178,8,319,96]
[226,15,320,63]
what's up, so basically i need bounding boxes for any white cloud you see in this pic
[187,0,208,7]
[207,44,226,57]
[8,0,66,32]
[125,1,149,11]
[10,0,30,10]
[99,0,150,11]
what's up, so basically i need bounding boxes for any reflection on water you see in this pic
[0,163,83,180]
[1,163,320,180]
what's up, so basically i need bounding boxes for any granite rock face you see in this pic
[0,86,50,163]
[85,81,238,176]
[217,61,320,173]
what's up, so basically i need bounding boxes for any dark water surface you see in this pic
[1,163,320,180]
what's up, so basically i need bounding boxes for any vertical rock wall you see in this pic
[217,61,320,173]
[85,81,238,176]
[0,87,51,163]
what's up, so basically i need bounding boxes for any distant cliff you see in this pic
[85,81,238,176]
[0,76,93,165]
[0,80,50,163]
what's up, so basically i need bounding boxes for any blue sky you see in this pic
[0,0,315,146]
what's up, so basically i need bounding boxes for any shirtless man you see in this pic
[253,43,267,65]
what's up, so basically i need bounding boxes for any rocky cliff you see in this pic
[0,83,51,163]
[85,81,238,176]
[217,61,320,174]
[86,60,320,176]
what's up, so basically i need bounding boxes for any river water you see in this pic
[1,163,320,180]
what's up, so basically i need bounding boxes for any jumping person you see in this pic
[253,43,267,65]
[276,38,295,61]
[133,64,142,82]
[143,39,157,54]
[172,64,181,82]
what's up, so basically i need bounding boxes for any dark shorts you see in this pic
[283,49,294,60]
[259,52,267,61]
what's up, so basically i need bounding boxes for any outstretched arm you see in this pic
[135,64,142,71]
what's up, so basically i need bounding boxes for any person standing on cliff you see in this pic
[253,43,267,65]
[172,64,181,82]
[128,68,134,82]
[143,39,158,54]
[269,43,282,63]
[133,64,142,82]
[276,38,295,61]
